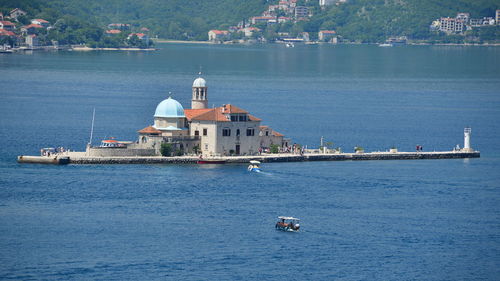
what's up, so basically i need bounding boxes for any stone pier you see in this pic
[17,151,480,165]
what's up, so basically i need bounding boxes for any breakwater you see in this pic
[17,151,480,165]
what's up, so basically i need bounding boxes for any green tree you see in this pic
[270,144,280,154]
[160,143,173,156]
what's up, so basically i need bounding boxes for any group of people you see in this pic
[258,144,305,155]
[40,147,68,157]
[416,145,424,152]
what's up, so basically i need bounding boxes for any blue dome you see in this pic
[154,97,185,118]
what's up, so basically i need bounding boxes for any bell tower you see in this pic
[191,73,208,109]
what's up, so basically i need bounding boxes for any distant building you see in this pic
[242,27,260,37]
[9,8,26,20]
[318,30,337,42]
[439,17,464,34]
[0,21,15,31]
[319,0,346,7]
[25,34,39,48]
[128,33,149,41]
[133,76,289,157]
[259,126,288,150]
[31,19,50,28]
[208,30,229,41]
[497,10,500,25]
[251,16,275,25]
[295,6,309,18]
[107,23,131,30]
[319,0,336,7]
[456,13,470,24]
[21,24,43,35]
[105,29,122,35]
[0,12,4,21]
[470,17,495,27]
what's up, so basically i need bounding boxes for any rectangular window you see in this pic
[239,115,247,122]
[231,115,238,122]
[246,128,255,136]
[223,128,231,136]
[265,131,269,136]
[194,130,199,136]
[204,143,208,150]
[203,128,207,136]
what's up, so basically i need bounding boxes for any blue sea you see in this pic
[1,44,499,280]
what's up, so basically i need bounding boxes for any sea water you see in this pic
[0,44,499,280]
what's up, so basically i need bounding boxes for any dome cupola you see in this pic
[193,77,206,87]
[154,97,185,118]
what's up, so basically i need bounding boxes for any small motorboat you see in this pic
[247,160,261,172]
[275,216,300,232]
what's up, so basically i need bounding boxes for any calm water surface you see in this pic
[0,44,499,280]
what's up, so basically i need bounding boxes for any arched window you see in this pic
[236,129,240,136]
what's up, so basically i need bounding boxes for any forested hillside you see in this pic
[1,0,498,42]
[308,0,499,42]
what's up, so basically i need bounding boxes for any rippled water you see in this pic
[0,44,499,280]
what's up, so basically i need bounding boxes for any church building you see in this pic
[136,75,288,156]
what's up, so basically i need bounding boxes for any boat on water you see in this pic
[275,216,300,232]
[378,43,393,47]
[247,160,261,172]
[286,42,295,48]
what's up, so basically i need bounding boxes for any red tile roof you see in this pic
[106,29,122,34]
[138,126,162,134]
[33,19,49,23]
[272,131,284,137]
[320,30,336,34]
[209,30,229,35]
[0,29,15,36]
[24,24,43,29]
[185,104,261,122]
[184,108,213,120]
[0,21,15,26]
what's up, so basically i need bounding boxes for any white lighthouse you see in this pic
[463,127,473,152]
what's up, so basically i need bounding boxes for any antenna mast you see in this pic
[89,108,95,145]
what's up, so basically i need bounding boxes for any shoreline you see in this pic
[71,46,157,51]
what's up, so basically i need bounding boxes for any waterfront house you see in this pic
[208,30,229,42]
[25,34,39,48]
[0,21,15,31]
[242,27,260,37]
[318,30,337,42]
[497,10,500,25]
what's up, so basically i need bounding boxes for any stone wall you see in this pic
[86,147,157,157]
